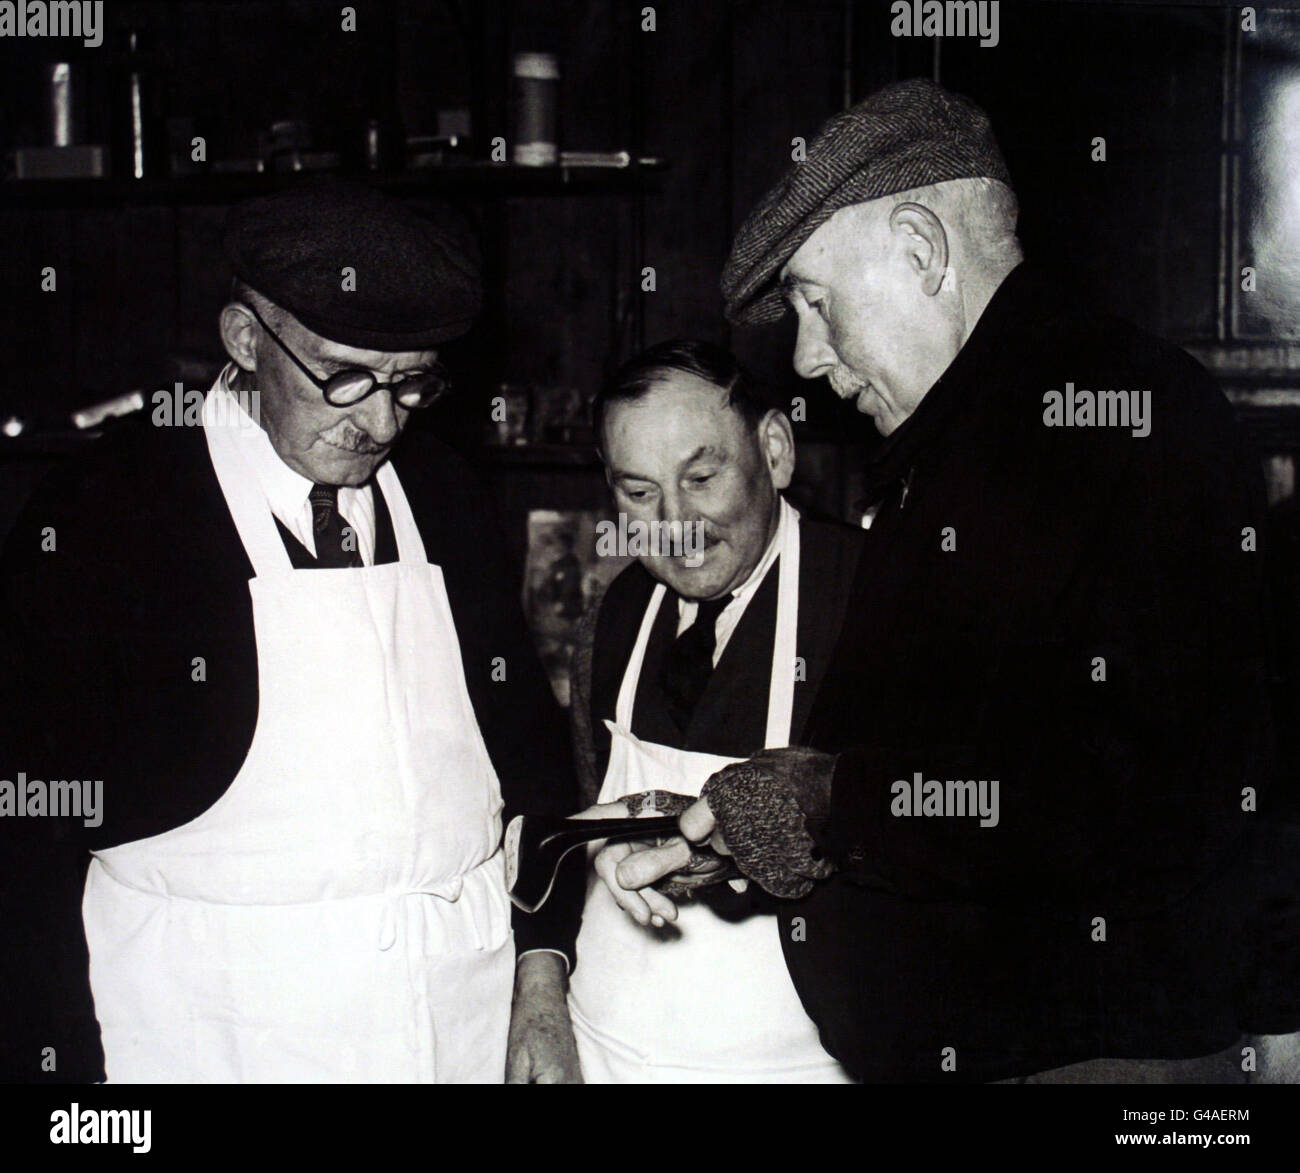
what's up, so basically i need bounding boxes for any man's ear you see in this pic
[889,202,950,297]
[219,302,260,372]
[760,409,796,492]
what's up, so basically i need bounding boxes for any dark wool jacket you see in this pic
[782,262,1280,1082]
[0,415,582,1083]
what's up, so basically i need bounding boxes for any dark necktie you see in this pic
[308,483,362,568]
[661,594,732,732]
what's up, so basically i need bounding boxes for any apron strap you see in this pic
[374,462,428,565]
[614,582,667,728]
[203,385,295,578]
[611,499,801,749]
[203,383,430,577]
[765,499,800,749]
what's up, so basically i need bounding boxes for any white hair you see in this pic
[873,176,1023,272]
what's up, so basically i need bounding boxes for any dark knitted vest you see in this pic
[630,563,780,758]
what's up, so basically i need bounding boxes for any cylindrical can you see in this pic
[45,61,84,147]
[512,52,559,166]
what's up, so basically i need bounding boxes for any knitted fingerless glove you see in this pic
[700,750,837,898]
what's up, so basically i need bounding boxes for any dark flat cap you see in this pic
[722,79,1010,326]
[223,180,482,350]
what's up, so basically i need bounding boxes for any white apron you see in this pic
[568,501,851,1083]
[80,390,515,1083]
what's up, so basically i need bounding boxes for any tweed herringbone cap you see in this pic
[721,79,1011,326]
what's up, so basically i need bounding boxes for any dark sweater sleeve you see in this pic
[0,491,113,1083]
[483,578,585,965]
[420,454,585,967]
[568,589,606,809]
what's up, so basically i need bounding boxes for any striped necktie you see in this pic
[308,483,362,568]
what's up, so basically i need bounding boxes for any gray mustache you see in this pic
[326,427,388,454]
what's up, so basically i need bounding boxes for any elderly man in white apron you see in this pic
[565,340,866,1083]
[0,183,582,1084]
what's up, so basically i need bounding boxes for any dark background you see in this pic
[2,0,1299,1083]
[0,0,1292,550]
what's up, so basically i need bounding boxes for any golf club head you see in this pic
[504,812,680,912]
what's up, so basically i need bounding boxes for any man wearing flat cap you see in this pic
[0,181,583,1083]
[614,79,1284,1081]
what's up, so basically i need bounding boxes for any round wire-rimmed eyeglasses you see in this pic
[240,302,451,410]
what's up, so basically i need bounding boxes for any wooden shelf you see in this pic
[0,160,667,209]
[0,429,101,457]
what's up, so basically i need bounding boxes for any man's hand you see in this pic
[505,951,582,1084]
[617,748,839,899]
[613,812,714,894]
[572,800,685,928]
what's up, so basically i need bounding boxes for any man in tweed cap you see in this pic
[724,79,1022,436]
[612,79,1283,1082]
